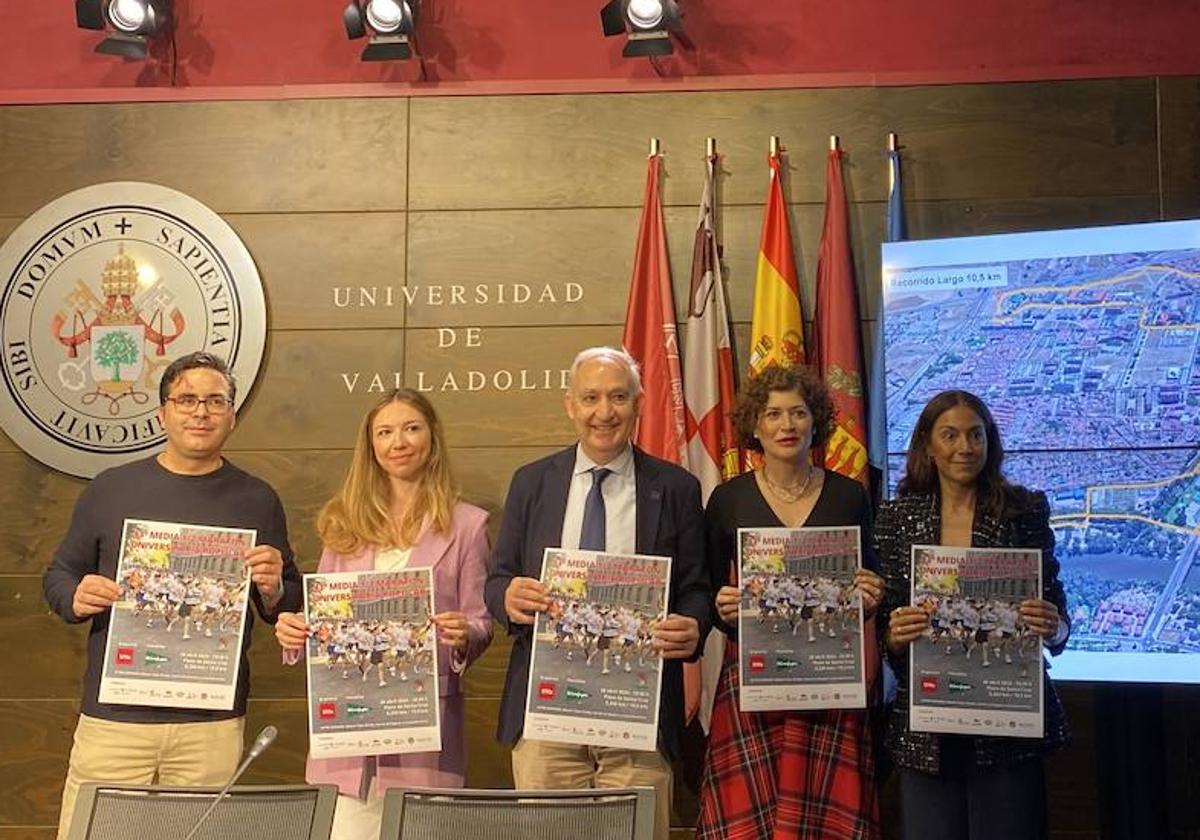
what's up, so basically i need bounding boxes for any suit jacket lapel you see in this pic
[410,522,452,569]
[633,447,662,554]
[537,447,575,552]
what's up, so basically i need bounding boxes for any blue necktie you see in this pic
[579,467,611,551]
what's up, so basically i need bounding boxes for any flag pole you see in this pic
[830,134,840,151]
[769,135,780,157]
[649,137,661,156]
[887,133,899,192]
[706,136,716,158]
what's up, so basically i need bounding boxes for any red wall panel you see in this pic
[2,0,1199,102]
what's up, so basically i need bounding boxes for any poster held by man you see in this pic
[524,548,672,752]
[99,518,254,710]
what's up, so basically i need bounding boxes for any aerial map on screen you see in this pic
[882,220,1200,683]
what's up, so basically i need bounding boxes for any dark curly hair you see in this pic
[732,364,835,453]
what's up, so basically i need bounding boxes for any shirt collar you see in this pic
[573,443,634,478]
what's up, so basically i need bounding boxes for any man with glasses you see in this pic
[43,351,302,840]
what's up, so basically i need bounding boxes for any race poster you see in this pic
[303,569,440,759]
[525,548,671,751]
[910,545,1044,738]
[737,526,866,711]
[99,519,254,710]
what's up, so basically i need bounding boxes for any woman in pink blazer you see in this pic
[275,388,493,839]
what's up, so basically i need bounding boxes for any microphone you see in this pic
[180,725,278,840]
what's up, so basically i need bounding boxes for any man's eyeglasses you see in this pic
[164,394,232,414]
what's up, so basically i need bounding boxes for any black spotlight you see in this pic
[75,0,170,59]
[344,0,418,61]
[600,0,683,57]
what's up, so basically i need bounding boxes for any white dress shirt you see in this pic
[560,444,636,554]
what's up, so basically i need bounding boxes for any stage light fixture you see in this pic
[75,0,170,59]
[600,0,683,57]
[344,0,418,61]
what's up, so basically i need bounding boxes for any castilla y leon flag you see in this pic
[683,153,738,502]
[748,151,807,375]
[813,145,869,487]
[623,150,687,466]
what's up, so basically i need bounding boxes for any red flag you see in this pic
[813,145,879,695]
[813,147,869,487]
[684,153,738,502]
[623,152,687,465]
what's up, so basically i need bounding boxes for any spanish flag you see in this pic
[747,151,806,374]
[813,145,869,487]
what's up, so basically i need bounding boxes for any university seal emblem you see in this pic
[0,182,266,477]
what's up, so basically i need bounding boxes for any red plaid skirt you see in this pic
[696,641,880,840]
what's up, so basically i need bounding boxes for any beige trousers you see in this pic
[511,738,672,840]
[56,714,244,840]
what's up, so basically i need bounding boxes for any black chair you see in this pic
[379,787,656,840]
[66,783,338,840]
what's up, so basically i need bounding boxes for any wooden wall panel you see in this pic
[1159,77,1200,221]
[463,695,513,789]
[0,577,86,700]
[1,76,1195,838]
[409,80,1157,212]
[403,325,619,448]
[0,100,409,216]
[461,631,513,700]
[0,454,86,575]
[242,699,309,785]
[231,450,353,570]
[405,208,637,328]
[226,213,408,331]
[229,330,406,451]
[0,701,75,827]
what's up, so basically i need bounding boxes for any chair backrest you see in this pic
[66,783,338,840]
[380,787,656,840]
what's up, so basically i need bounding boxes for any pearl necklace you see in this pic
[760,464,816,503]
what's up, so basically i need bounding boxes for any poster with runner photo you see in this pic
[910,545,1044,738]
[524,548,671,752]
[99,519,254,710]
[737,526,866,711]
[304,569,440,759]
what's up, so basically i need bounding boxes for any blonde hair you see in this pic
[317,389,457,554]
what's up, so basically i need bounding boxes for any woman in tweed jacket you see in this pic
[876,390,1070,840]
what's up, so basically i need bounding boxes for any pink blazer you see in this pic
[292,501,493,795]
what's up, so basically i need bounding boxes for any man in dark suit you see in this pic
[485,346,711,840]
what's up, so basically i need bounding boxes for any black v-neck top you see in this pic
[704,469,876,634]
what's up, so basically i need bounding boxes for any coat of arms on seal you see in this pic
[0,182,266,478]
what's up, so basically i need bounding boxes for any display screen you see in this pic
[882,220,1200,683]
